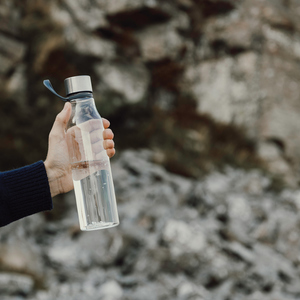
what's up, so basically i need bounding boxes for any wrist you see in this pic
[44,161,62,198]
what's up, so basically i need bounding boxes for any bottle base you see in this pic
[80,221,119,231]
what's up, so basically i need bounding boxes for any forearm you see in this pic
[0,161,53,227]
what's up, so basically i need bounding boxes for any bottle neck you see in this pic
[68,91,93,102]
[71,96,100,124]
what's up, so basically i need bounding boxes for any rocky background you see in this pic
[1,0,300,299]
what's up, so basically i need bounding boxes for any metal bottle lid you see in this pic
[64,75,93,96]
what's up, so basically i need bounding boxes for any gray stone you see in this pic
[226,194,252,222]
[136,23,184,61]
[1,150,300,299]
[224,242,255,264]
[0,34,25,74]
[0,239,45,280]
[212,280,234,300]
[186,52,260,137]
[47,235,92,269]
[177,281,211,300]
[0,273,34,296]
[95,62,150,103]
[252,243,297,283]
[67,28,116,58]
[230,169,271,196]
[61,0,107,31]
[98,280,123,300]
[127,282,169,300]
[258,53,300,165]
[162,219,207,257]
[203,171,232,196]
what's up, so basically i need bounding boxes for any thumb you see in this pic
[50,102,72,138]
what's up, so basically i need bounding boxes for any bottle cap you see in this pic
[64,75,93,96]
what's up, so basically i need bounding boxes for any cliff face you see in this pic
[1,0,300,185]
[2,1,300,299]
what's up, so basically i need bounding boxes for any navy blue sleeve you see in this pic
[0,161,53,227]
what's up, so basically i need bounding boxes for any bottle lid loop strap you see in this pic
[43,79,92,101]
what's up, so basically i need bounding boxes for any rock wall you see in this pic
[1,1,300,299]
[1,0,300,184]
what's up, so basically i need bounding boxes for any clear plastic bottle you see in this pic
[44,75,119,231]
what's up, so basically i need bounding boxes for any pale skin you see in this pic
[44,102,115,197]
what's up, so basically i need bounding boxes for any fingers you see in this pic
[104,139,115,158]
[103,139,115,150]
[102,118,110,129]
[103,128,114,140]
[102,128,115,158]
[106,148,116,158]
[55,102,72,128]
[66,117,116,161]
[81,122,113,144]
[50,103,72,140]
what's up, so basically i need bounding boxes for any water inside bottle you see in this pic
[72,160,119,231]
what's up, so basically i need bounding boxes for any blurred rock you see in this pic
[137,23,184,61]
[68,28,116,59]
[0,273,34,296]
[0,239,44,280]
[98,280,123,300]
[162,219,207,257]
[47,235,91,269]
[186,52,259,135]
[60,0,107,31]
[0,1,21,36]
[177,281,210,300]
[257,141,297,186]
[95,62,150,103]
[1,0,300,183]
[0,34,26,75]
[127,282,169,300]
[0,150,300,299]
[224,241,255,264]
[5,64,27,105]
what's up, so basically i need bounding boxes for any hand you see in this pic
[44,102,115,197]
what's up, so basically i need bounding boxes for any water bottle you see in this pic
[43,75,119,231]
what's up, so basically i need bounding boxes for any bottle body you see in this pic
[66,97,119,231]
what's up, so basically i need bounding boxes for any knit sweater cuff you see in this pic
[1,161,53,224]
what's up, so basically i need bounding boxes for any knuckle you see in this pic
[104,140,114,149]
[55,114,63,123]
[50,131,60,140]
[110,140,115,148]
[105,140,114,149]
[55,112,67,126]
[108,129,114,138]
